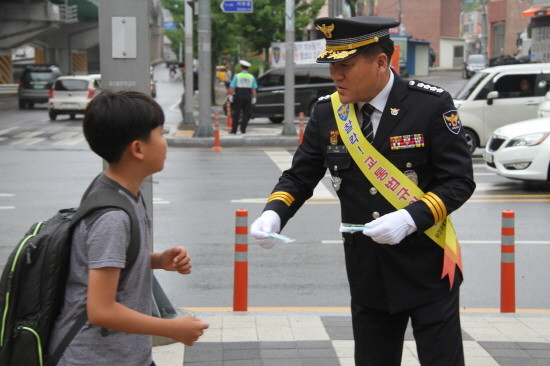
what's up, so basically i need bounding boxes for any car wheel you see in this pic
[463,127,479,155]
[269,117,284,124]
[49,110,57,121]
[18,100,26,109]
[70,114,76,120]
[28,102,34,109]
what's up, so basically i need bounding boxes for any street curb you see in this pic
[166,134,300,148]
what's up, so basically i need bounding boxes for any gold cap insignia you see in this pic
[390,108,400,116]
[316,23,335,39]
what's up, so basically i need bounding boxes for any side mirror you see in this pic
[487,91,499,105]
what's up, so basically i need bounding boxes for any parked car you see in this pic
[48,74,101,120]
[462,54,487,79]
[18,64,62,109]
[453,62,550,154]
[252,64,336,123]
[539,91,550,118]
[483,117,550,181]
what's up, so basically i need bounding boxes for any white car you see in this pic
[48,74,101,120]
[454,63,550,154]
[484,117,550,181]
[539,91,550,118]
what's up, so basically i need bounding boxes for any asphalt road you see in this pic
[1,65,549,312]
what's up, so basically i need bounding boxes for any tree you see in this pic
[161,0,325,68]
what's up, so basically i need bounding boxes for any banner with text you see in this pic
[270,39,326,67]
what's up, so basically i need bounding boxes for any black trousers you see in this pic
[231,97,252,133]
[352,289,464,366]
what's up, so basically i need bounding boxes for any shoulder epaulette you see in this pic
[408,80,445,96]
[317,94,331,102]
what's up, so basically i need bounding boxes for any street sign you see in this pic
[220,0,253,13]
[163,21,177,30]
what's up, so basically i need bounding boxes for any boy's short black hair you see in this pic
[83,90,165,163]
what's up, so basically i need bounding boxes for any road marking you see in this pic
[10,137,46,146]
[51,131,80,140]
[181,306,550,314]
[234,195,550,204]
[14,130,44,138]
[53,137,85,146]
[0,193,14,197]
[265,150,335,199]
[321,240,550,245]
[0,126,20,135]
[153,197,170,204]
[0,206,15,210]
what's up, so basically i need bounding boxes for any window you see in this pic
[258,70,284,87]
[55,79,89,91]
[493,74,536,98]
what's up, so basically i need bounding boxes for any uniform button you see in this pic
[406,162,413,168]
[369,187,377,195]
[372,212,380,219]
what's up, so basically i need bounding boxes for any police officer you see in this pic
[227,60,258,134]
[250,16,475,366]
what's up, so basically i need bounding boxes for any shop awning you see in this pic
[522,5,550,17]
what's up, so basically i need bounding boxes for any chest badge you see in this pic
[329,131,339,146]
[390,108,400,116]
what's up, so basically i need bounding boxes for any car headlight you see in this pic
[506,133,549,147]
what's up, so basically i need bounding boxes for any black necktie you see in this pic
[361,104,375,142]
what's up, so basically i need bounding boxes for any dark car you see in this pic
[252,64,335,123]
[18,64,62,109]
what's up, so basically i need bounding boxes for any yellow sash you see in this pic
[330,93,462,288]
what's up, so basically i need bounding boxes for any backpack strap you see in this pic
[46,189,141,366]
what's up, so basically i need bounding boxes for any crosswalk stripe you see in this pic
[11,137,46,145]
[14,131,44,139]
[265,150,335,199]
[53,137,85,146]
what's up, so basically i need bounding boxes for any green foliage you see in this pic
[161,0,325,66]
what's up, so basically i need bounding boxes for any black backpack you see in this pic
[0,188,140,366]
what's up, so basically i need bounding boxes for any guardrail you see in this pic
[0,84,18,95]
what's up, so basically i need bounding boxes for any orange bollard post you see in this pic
[233,209,248,311]
[226,100,232,130]
[500,210,516,313]
[298,112,305,144]
[212,113,222,151]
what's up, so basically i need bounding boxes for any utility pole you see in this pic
[98,0,179,321]
[193,0,213,137]
[183,0,194,126]
[480,0,489,59]
[282,0,296,136]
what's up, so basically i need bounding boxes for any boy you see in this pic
[48,90,209,366]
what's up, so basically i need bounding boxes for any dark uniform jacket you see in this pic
[264,71,476,313]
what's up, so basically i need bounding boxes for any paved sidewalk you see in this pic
[153,310,550,366]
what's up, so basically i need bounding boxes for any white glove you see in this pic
[227,95,233,103]
[250,210,281,249]
[251,97,256,104]
[362,209,417,245]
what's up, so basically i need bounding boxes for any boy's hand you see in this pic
[158,246,192,274]
[172,316,209,346]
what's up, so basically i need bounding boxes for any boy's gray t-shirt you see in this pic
[48,174,154,366]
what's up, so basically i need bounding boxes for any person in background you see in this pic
[250,16,475,366]
[227,60,257,134]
